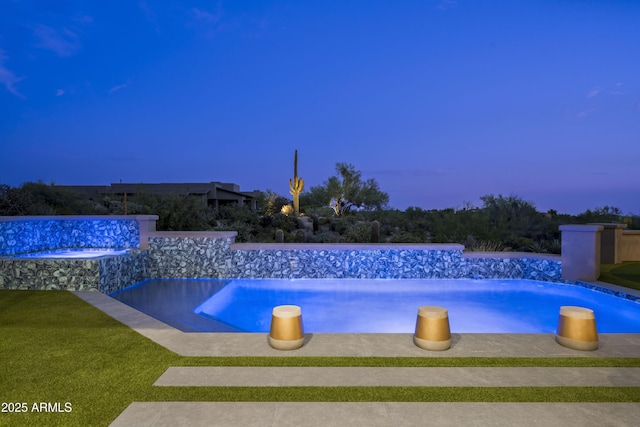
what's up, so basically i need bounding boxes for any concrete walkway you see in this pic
[109,402,640,427]
[155,366,640,387]
[71,291,640,427]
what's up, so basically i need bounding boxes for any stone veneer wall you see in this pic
[0,216,142,256]
[0,250,148,292]
[229,246,464,279]
[459,253,563,281]
[147,234,563,282]
[0,258,100,290]
[0,215,157,292]
[99,251,149,294]
[147,232,238,278]
[0,228,563,292]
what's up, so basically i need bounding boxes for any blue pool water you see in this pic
[110,278,640,333]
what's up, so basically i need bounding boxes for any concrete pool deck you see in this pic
[75,287,640,358]
[73,288,640,427]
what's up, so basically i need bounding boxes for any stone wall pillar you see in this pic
[135,215,158,249]
[621,230,640,261]
[559,224,603,281]
[588,223,626,264]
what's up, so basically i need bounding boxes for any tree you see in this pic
[479,194,546,249]
[0,181,93,215]
[576,206,623,224]
[0,184,34,215]
[304,163,389,215]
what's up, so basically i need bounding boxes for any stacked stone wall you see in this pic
[0,217,140,255]
[0,223,566,292]
[147,237,563,282]
[0,250,148,292]
[147,236,235,279]
[0,258,100,290]
[99,251,149,293]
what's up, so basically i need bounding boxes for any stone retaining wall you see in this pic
[147,233,562,282]
[99,251,149,294]
[0,258,100,290]
[459,254,562,281]
[0,250,148,292]
[0,224,564,292]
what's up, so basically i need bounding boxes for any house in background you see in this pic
[59,182,263,211]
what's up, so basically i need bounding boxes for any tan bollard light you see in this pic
[269,305,304,350]
[555,306,598,351]
[413,306,451,351]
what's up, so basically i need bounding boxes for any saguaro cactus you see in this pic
[289,149,304,216]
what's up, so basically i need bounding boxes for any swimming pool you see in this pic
[8,248,131,259]
[110,278,640,333]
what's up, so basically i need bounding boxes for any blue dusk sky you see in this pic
[1,1,639,215]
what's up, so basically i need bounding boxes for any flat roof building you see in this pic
[59,182,262,211]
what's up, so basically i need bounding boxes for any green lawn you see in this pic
[1,290,639,427]
[600,261,640,291]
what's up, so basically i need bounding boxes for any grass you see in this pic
[599,261,640,291]
[1,290,639,427]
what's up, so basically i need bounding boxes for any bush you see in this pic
[344,222,371,243]
[389,231,425,243]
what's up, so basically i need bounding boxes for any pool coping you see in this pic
[73,279,640,358]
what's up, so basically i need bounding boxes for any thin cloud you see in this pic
[139,0,156,22]
[188,6,226,38]
[33,24,81,57]
[191,8,221,24]
[578,108,598,118]
[74,14,94,25]
[139,0,161,33]
[56,89,65,96]
[586,89,600,98]
[108,83,128,94]
[437,0,458,10]
[0,49,26,98]
[589,84,624,97]
[568,108,597,119]
[370,168,451,177]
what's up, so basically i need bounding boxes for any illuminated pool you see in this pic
[110,278,640,333]
[9,248,130,259]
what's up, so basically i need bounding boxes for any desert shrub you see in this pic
[508,237,536,252]
[265,214,298,233]
[527,241,548,254]
[214,205,261,241]
[465,240,507,252]
[329,217,350,234]
[344,222,371,243]
[259,190,290,216]
[544,239,562,254]
[389,231,424,243]
[308,231,342,243]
